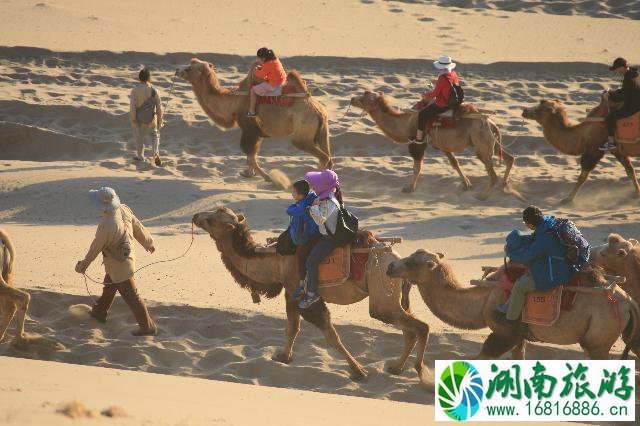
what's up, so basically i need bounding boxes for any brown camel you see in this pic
[192,207,431,384]
[0,228,31,348]
[178,58,333,181]
[522,98,640,203]
[350,91,516,198]
[387,249,640,360]
[592,233,640,303]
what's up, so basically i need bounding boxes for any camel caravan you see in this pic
[2,52,640,391]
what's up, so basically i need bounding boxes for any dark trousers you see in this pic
[91,274,155,332]
[305,236,337,294]
[606,106,640,136]
[417,103,449,136]
[296,234,320,281]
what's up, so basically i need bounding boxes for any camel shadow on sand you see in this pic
[0,289,610,406]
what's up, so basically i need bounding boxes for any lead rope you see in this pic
[82,222,196,302]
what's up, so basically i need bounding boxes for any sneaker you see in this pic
[292,280,306,300]
[599,142,617,152]
[154,155,162,167]
[298,292,320,309]
[89,309,107,324]
[246,111,257,118]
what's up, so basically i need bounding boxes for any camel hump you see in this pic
[286,70,309,94]
[455,103,479,117]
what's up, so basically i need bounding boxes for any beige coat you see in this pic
[129,82,163,128]
[78,205,154,284]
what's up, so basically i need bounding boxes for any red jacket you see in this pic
[426,71,459,107]
[254,59,287,86]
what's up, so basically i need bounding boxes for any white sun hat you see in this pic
[433,55,456,71]
[89,187,121,213]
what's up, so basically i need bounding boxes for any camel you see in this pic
[0,228,31,348]
[350,91,515,197]
[522,98,640,203]
[192,207,431,383]
[177,58,332,181]
[592,233,640,303]
[386,249,640,360]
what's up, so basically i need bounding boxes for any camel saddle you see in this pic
[616,111,640,143]
[317,231,377,288]
[497,266,581,326]
[256,81,299,107]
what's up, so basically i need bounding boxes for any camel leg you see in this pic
[477,331,520,359]
[494,144,516,188]
[300,301,367,381]
[386,281,418,375]
[291,138,332,172]
[239,127,271,181]
[0,279,30,346]
[0,300,16,342]
[444,151,471,190]
[403,143,426,193]
[476,155,499,201]
[312,116,333,170]
[562,153,603,204]
[511,339,526,360]
[272,293,301,364]
[612,152,640,198]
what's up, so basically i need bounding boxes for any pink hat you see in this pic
[305,170,340,200]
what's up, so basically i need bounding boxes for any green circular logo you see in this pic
[438,361,484,421]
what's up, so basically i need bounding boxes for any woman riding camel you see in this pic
[246,47,287,118]
[294,170,342,309]
[411,55,461,144]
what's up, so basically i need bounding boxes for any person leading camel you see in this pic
[246,47,287,118]
[410,55,461,144]
[294,170,342,309]
[75,187,157,336]
[495,206,579,329]
[287,179,319,295]
[600,57,640,151]
[130,67,163,166]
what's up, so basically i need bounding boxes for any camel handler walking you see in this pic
[130,67,163,166]
[75,187,157,336]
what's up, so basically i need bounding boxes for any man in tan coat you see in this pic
[130,67,163,166]
[75,187,157,336]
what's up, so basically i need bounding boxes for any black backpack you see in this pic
[327,203,359,247]
[548,218,591,268]
[447,80,464,109]
[276,226,297,256]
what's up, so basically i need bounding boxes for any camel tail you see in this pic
[621,297,640,360]
[0,228,15,283]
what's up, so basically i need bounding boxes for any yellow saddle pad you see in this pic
[522,286,563,326]
[318,246,351,288]
[616,111,640,142]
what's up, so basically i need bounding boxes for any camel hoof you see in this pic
[271,351,293,365]
[240,169,257,178]
[13,335,32,350]
[350,366,369,382]
[385,363,404,376]
[559,197,575,206]
[401,186,416,194]
[418,367,435,391]
[462,180,472,191]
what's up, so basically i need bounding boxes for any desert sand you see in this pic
[1,0,639,424]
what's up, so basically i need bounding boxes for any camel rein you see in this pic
[330,101,367,137]
[81,222,196,303]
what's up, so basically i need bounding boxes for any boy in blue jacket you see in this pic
[287,180,319,296]
[497,206,579,328]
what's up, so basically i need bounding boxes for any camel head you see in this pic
[591,233,639,275]
[386,249,445,282]
[522,99,564,123]
[192,207,246,240]
[176,58,216,85]
[350,91,383,112]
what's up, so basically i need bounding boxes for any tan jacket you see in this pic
[79,205,154,284]
[129,82,162,128]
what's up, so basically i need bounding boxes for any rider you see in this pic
[247,47,287,118]
[600,57,640,151]
[296,170,342,309]
[287,179,319,293]
[410,55,460,144]
[495,206,579,329]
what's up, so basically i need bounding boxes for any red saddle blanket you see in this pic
[316,232,374,287]
[256,84,298,107]
[497,267,581,314]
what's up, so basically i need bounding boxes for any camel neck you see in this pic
[539,114,587,156]
[368,108,416,143]
[416,265,492,330]
[192,81,243,129]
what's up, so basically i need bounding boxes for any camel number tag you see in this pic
[435,360,635,422]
